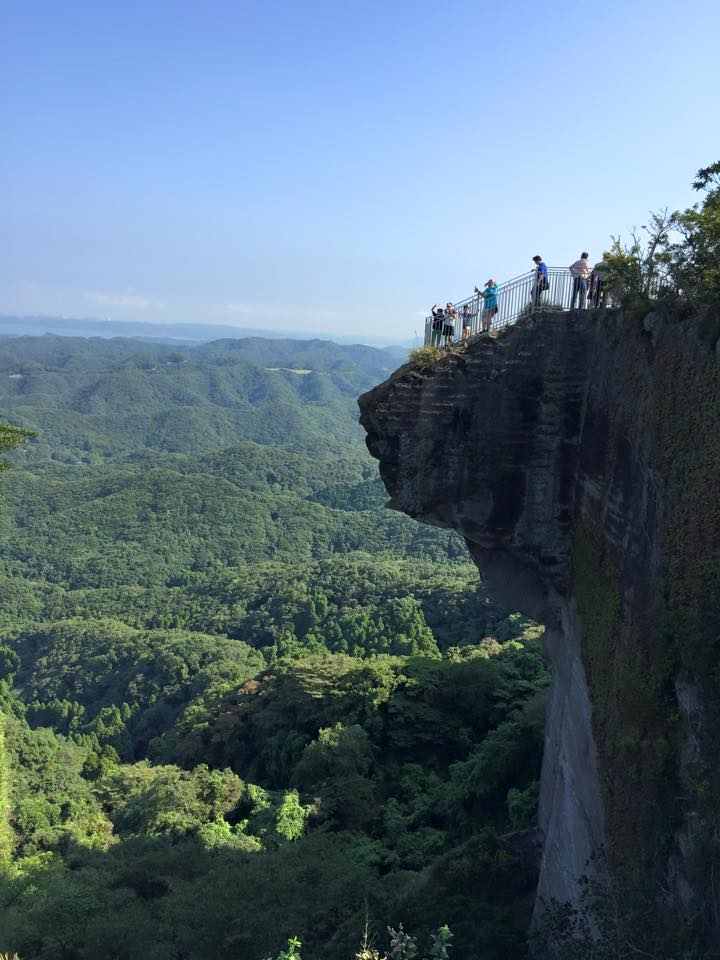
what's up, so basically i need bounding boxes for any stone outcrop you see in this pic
[358,309,720,940]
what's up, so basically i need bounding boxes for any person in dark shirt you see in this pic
[589,261,609,308]
[430,304,444,345]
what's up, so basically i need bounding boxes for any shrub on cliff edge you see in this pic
[409,346,445,371]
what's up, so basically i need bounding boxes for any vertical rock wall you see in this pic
[358,309,720,937]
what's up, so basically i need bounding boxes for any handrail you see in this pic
[423,265,611,346]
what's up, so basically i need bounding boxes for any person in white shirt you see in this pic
[569,252,592,310]
[443,302,457,345]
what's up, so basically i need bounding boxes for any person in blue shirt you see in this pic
[532,255,548,310]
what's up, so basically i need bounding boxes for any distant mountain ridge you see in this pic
[0,314,412,352]
[0,333,406,460]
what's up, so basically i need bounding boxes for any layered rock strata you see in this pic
[358,309,720,935]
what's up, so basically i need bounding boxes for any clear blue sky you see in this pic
[2,0,719,341]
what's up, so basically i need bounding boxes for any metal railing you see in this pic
[423,267,612,346]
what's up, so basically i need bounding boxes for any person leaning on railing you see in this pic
[569,252,592,310]
[588,260,609,308]
[474,280,500,333]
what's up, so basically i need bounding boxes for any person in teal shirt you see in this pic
[475,279,500,332]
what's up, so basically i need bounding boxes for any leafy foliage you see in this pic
[603,160,720,323]
[0,424,34,472]
[0,334,547,959]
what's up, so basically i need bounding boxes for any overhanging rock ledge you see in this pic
[359,308,716,928]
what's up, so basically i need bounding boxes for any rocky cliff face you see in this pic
[359,309,720,939]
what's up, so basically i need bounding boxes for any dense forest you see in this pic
[0,335,548,959]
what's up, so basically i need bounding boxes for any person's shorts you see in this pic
[442,324,454,338]
[482,308,495,323]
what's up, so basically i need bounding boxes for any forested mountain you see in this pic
[0,335,547,960]
[0,335,398,459]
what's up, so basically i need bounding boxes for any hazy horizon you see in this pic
[0,312,416,348]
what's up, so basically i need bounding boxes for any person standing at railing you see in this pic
[475,280,499,333]
[443,303,457,345]
[532,256,548,309]
[430,304,444,346]
[588,261,609,308]
[472,287,482,335]
[461,304,472,339]
[569,252,592,310]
